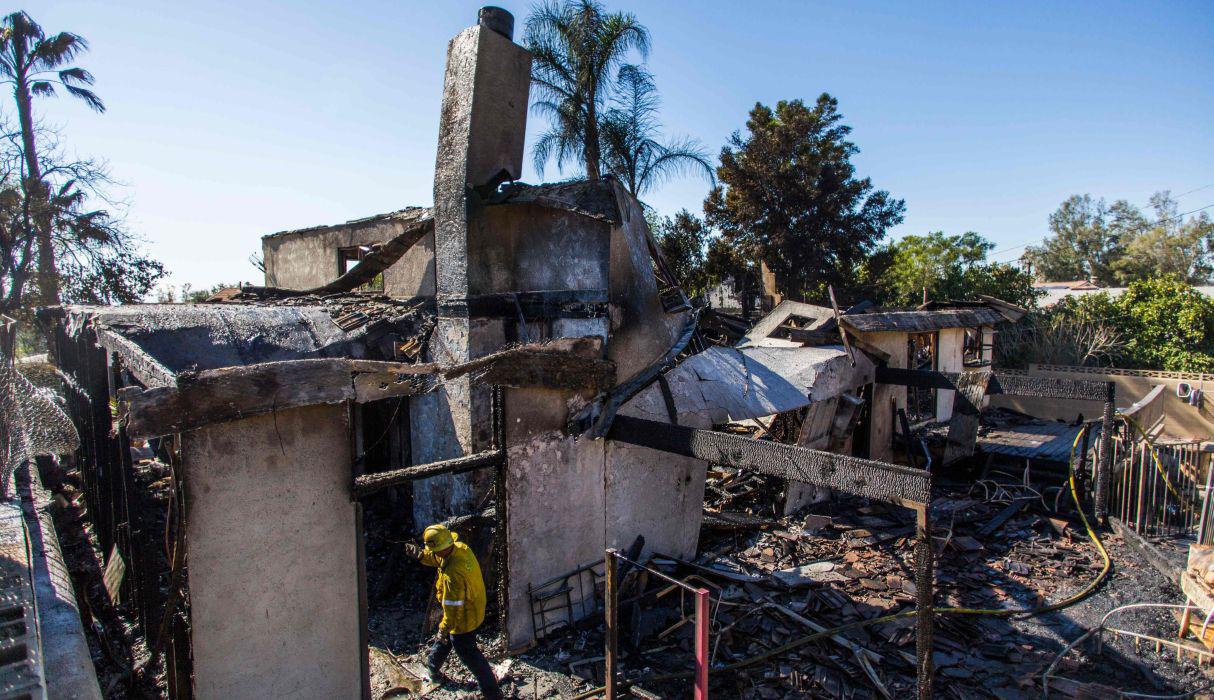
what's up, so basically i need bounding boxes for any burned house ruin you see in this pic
[24,8,1211,700]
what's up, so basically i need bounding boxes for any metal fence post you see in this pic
[1198,460,1214,545]
[695,587,710,700]
[1095,382,1115,523]
[1136,442,1149,534]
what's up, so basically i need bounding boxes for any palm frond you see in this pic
[58,66,93,86]
[4,13,43,46]
[29,81,53,97]
[31,32,88,68]
[637,137,715,194]
[64,85,104,112]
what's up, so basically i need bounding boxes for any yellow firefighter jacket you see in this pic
[420,536,486,635]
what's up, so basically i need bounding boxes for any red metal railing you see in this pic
[604,548,710,700]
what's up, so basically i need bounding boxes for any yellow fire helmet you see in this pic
[422,524,456,555]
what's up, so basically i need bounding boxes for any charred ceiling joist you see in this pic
[116,340,613,439]
[351,449,504,499]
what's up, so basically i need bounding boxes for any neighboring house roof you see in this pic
[1039,285,1214,307]
[1033,280,1101,291]
[840,307,1006,333]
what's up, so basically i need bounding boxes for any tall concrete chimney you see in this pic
[412,9,531,525]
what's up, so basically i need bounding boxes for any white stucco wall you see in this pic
[182,404,362,699]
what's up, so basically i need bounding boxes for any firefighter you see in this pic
[404,524,502,699]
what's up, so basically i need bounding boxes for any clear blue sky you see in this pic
[21,0,1214,291]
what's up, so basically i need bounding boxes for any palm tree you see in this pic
[525,0,649,181]
[0,11,104,305]
[599,65,713,197]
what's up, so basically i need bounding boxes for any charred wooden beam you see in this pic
[94,327,176,388]
[350,360,441,403]
[120,339,609,437]
[441,337,615,392]
[449,351,615,392]
[351,449,503,499]
[120,359,437,438]
[607,415,930,505]
[575,308,700,438]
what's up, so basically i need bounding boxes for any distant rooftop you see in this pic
[1034,280,1214,306]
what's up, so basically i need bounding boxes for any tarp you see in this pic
[620,345,874,427]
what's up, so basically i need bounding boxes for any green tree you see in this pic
[868,231,1039,308]
[704,95,905,302]
[653,209,709,296]
[877,231,990,305]
[1000,277,1214,372]
[1023,194,1138,285]
[0,11,104,305]
[1118,275,1214,371]
[598,66,713,197]
[1113,191,1214,284]
[0,129,164,322]
[525,0,649,181]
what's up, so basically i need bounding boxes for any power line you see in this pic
[989,200,1214,262]
[1175,182,1214,198]
[1149,201,1214,227]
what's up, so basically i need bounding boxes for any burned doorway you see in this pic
[906,331,938,425]
[353,393,506,694]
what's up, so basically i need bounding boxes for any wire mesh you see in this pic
[0,317,78,499]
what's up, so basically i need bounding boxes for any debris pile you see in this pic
[446,466,1202,699]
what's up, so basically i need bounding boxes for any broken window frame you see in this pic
[338,245,386,292]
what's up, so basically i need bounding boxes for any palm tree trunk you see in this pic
[13,77,58,306]
[584,94,601,180]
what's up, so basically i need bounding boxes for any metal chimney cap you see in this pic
[478,6,514,40]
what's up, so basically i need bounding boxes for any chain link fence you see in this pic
[0,315,79,499]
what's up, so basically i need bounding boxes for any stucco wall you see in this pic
[262,214,435,297]
[864,331,909,462]
[607,184,688,382]
[469,205,610,294]
[503,387,606,649]
[182,404,362,699]
[936,328,966,421]
[501,388,706,650]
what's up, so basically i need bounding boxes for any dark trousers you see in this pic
[426,631,501,699]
